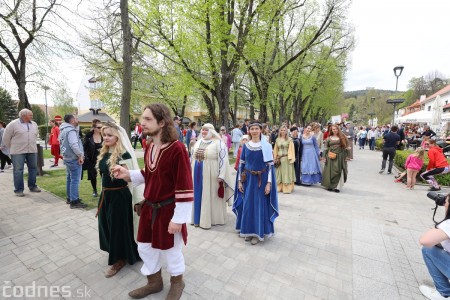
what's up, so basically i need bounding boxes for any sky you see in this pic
[345,0,450,92]
[2,0,450,105]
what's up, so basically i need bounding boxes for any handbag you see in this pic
[274,158,281,168]
[218,181,224,198]
[328,151,337,160]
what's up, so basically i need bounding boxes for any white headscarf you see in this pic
[115,123,144,242]
[202,123,221,140]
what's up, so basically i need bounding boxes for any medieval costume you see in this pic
[291,131,301,185]
[191,124,234,229]
[97,151,139,267]
[300,135,322,185]
[273,137,296,193]
[233,125,279,244]
[128,139,193,299]
[82,130,103,196]
[322,137,348,191]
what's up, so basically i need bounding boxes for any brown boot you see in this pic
[165,274,185,300]
[128,269,163,299]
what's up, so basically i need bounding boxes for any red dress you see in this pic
[137,141,194,250]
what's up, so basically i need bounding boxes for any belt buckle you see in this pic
[154,203,161,208]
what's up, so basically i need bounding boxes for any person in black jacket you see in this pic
[82,119,103,197]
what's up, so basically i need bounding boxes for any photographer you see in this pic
[419,194,450,300]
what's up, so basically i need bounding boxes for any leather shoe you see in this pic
[105,260,126,278]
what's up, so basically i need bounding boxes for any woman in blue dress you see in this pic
[300,125,322,185]
[232,121,279,245]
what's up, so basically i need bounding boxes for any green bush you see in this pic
[38,125,51,140]
[394,150,450,186]
[375,138,383,150]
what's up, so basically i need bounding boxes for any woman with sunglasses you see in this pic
[82,119,103,197]
[419,194,450,300]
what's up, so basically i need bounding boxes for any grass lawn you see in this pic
[29,157,145,209]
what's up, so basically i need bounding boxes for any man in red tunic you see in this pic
[113,103,193,300]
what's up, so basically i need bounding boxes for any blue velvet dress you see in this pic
[232,143,279,241]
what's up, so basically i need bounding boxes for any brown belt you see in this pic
[145,197,176,228]
[244,168,267,187]
[96,186,128,218]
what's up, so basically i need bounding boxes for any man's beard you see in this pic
[143,127,161,137]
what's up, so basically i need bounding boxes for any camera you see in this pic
[427,192,448,206]
[427,192,448,224]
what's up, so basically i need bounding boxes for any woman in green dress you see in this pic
[321,124,349,193]
[97,122,141,278]
[273,126,296,193]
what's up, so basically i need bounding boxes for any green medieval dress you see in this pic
[98,151,139,265]
[321,137,348,190]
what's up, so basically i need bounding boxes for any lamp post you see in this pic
[42,85,50,150]
[393,66,404,92]
[389,66,404,124]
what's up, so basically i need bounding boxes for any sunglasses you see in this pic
[95,126,102,129]
[221,129,225,131]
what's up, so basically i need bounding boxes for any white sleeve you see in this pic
[267,165,272,183]
[438,220,450,239]
[129,170,145,186]
[171,201,193,224]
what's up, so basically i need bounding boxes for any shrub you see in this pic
[394,150,450,186]
[375,138,383,150]
[38,125,51,140]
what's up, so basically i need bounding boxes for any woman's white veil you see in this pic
[116,124,144,242]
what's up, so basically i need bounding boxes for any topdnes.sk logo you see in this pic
[2,281,92,298]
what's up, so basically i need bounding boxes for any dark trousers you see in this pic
[369,138,375,150]
[381,147,396,171]
[133,137,142,149]
[0,150,12,169]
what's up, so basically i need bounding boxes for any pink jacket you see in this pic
[405,154,424,171]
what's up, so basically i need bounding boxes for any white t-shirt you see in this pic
[437,219,450,252]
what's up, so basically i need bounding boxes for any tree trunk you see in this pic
[17,53,30,110]
[202,92,217,126]
[120,0,132,136]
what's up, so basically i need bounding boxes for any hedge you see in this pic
[394,150,450,186]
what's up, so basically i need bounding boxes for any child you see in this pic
[234,135,249,170]
[394,171,406,183]
[404,148,425,189]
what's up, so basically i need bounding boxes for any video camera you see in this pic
[427,192,448,223]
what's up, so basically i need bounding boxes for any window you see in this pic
[446,101,448,105]
[428,106,431,111]
[91,99,104,109]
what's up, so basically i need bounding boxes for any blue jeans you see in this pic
[422,246,450,297]
[64,159,82,201]
[11,153,38,193]
[369,138,375,150]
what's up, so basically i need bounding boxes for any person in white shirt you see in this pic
[367,127,377,151]
[419,195,450,300]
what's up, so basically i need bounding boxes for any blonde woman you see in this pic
[273,125,296,193]
[96,122,141,278]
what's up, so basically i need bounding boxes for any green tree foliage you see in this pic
[52,87,77,118]
[30,104,46,125]
[0,87,17,124]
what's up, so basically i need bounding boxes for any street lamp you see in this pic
[388,66,404,124]
[393,66,404,91]
[42,85,50,150]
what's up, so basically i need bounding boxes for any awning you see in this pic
[397,110,432,123]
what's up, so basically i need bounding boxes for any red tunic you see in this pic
[137,140,194,250]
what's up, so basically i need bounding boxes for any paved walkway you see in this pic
[0,148,444,299]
